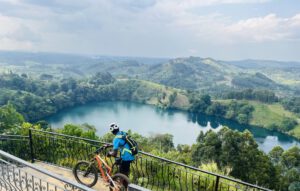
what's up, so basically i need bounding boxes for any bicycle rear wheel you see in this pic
[109,173,130,191]
[73,160,98,187]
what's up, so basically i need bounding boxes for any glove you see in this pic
[104,143,112,148]
[106,150,117,157]
[106,150,114,157]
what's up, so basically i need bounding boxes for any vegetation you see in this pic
[269,146,300,191]
[222,89,278,103]
[119,126,298,190]
[282,97,300,114]
[3,52,300,95]
[231,72,280,89]
[1,72,300,139]
[249,102,300,137]
[1,104,299,191]
[190,95,254,124]
[0,103,24,133]
[0,73,188,121]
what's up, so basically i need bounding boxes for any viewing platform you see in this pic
[0,129,271,191]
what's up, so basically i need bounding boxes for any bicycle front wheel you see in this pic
[73,160,98,187]
[109,173,130,191]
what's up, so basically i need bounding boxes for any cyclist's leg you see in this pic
[119,160,131,177]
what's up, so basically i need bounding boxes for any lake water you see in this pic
[45,101,300,153]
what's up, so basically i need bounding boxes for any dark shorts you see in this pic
[119,160,132,176]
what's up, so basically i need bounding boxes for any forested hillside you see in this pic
[1,51,300,140]
[1,51,300,96]
[1,72,300,140]
[1,52,300,190]
[0,72,188,121]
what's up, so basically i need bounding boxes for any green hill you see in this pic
[231,72,280,89]
[218,99,300,138]
[140,57,235,90]
[249,101,300,138]
[1,51,298,95]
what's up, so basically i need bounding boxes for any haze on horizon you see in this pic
[0,0,300,61]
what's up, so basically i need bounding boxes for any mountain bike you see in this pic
[73,144,130,191]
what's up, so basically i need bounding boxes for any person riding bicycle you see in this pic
[107,123,135,177]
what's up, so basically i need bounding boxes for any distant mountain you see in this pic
[0,51,168,66]
[139,57,238,90]
[0,51,94,66]
[232,72,280,89]
[0,51,297,95]
[0,51,168,78]
[222,59,300,69]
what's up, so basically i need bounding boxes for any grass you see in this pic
[216,99,300,139]
[249,102,287,127]
[248,101,300,139]
[216,99,289,127]
[290,125,300,138]
[122,79,190,110]
[268,73,300,85]
[249,102,300,128]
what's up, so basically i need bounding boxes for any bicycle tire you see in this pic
[109,173,130,191]
[73,160,98,187]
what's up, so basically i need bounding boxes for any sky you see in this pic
[0,0,300,61]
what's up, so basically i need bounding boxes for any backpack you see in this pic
[120,132,139,155]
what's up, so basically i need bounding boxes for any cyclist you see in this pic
[107,123,135,177]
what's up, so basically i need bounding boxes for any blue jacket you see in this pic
[113,131,135,161]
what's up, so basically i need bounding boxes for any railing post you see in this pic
[29,129,35,163]
[215,176,220,191]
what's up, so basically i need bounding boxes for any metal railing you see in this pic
[134,152,271,191]
[0,150,95,191]
[1,129,272,191]
[0,134,31,161]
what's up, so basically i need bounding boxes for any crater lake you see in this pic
[45,101,300,153]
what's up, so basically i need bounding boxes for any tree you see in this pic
[236,114,248,124]
[149,134,174,153]
[192,130,221,165]
[269,146,284,164]
[268,146,300,190]
[190,94,211,113]
[280,117,298,131]
[289,182,300,191]
[168,92,177,106]
[89,72,115,86]
[0,103,24,133]
[282,146,300,169]
[58,123,98,140]
[205,102,226,116]
[191,127,279,189]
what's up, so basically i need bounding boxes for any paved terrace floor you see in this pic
[30,161,109,191]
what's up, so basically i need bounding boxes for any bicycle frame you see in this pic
[73,145,127,190]
[94,154,112,182]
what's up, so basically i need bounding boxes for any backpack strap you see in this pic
[115,135,123,139]
[115,132,127,147]
[122,148,132,155]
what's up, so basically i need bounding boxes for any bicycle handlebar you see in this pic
[94,144,113,154]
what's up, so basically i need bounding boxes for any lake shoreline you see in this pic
[45,101,300,153]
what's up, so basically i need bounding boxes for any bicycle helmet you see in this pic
[109,123,119,132]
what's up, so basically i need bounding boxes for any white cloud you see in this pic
[0,0,20,4]
[0,0,299,60]
[223,13,300,43]
[0,14,40,51]
[157,3,300,44]
[148,0,299,45]
[154,0,271,12]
